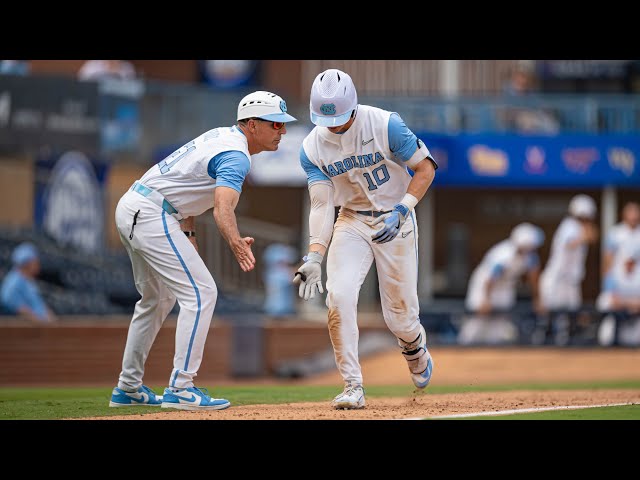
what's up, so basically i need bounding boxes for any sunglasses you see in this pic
[252,118,286,130]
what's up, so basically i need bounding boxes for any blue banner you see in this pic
[419,133,640,188]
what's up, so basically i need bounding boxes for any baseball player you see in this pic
[293,68,438,409]
[459,223,545,345]
[539,194,598,344]
[109,91,296,410]
[602,201,640,278]
[596,240,640,346]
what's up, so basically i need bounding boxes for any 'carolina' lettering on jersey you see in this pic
[321,151,385,177]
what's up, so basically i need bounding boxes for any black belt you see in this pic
[356,210,391,218]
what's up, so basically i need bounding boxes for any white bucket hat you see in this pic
[568,194,597,219]
[309,69,358,127]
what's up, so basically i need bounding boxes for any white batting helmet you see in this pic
[309,69,358,127]
[237,91,297,122]
[568,194,597,219]
[510,223,545,251]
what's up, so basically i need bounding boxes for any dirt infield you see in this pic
[96,347,640,420]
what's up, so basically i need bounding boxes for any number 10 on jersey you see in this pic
[363,164,390,191]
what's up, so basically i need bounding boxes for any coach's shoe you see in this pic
[331,383,366,410]
[399,324,434,389]
[161,386,230,411]
[109,384,163,407]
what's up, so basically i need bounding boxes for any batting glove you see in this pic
[371,204,409,244]
[292,251,324,300]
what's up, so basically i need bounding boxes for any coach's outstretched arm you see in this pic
[293,181,335,300]
[213,186,255,272]
[371,157,437,244]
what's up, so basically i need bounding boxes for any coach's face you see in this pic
[250,118,287,152]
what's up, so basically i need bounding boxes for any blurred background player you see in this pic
[602,201,640,278]
[110,91,296,409]
[458,223,545,345]
[293,68,438,409]
[262,243,297,318]
[596,241,640,347]
[0,242,56,324]
[539,194,599,344]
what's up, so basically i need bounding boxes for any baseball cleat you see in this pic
[161,386,230,411]
[109,385,163,407]
[331,383,365,409]
[400,324,435,389]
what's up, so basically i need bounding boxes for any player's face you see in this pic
[253,118,287,151]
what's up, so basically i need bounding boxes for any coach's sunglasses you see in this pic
[251,118,286,130]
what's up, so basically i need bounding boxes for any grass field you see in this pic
[1,380,639,420]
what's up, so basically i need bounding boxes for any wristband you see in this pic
[303,251,324,263]
[183,231,196,237]
[400,193,419,211]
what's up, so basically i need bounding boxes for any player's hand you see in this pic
[292,252,324,300]
[371,204,409,244]
[233,237,256,272]
[188,236,198,252]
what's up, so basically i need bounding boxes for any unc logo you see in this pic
[280,100,287,113]
[320,103,336,115]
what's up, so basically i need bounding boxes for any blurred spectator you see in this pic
[596,241,640,346]
[502,65,559,135]
[0,60,29,75]
[77,60,136,81]
[458,223,545,345]
[0,243,56,324]
[263,243,297,317]
[602,201,640,278]
[539,194,598,343]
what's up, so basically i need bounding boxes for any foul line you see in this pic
[402,402,639,420]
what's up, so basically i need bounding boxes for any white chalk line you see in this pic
[401,402,639,420]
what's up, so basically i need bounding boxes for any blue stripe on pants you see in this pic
[162,211,201,387]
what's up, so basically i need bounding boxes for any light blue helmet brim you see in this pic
[258,112,297,122]
[310,110,352,127]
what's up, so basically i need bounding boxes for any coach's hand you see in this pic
[292,251,324,300]
[371,204,409,244]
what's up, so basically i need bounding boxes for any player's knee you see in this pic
[327,290,357,310]
[198,282,218,310]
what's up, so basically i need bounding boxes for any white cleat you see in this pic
[331,383,366,410]
[400,324,435,390]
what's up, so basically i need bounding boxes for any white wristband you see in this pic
[400,193,419,211]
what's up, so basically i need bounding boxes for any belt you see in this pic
[131,181,183,220]
[355,209,391,218]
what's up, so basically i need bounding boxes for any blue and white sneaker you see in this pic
[109,385,163,407]
[400,324,435,390]
[161,386,230,411]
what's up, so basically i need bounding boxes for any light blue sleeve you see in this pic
[208,150,251,193]
[526,252,540,271]
[1,272,46,319]
[489,263,505,279]
[603,274,616,293]
[388,113,418,162]
[300,145,330,186]
[604,232,618,254]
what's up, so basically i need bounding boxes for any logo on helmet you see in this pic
[280,100,287,113]
[320,103,336,115]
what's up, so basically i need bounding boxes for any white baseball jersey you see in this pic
[138,126,251,218]
[466,239,539,311]
[597,241,640,310]
[301,105,433,211]
[605,222,640,259]
[540,216,588,310]
[299,105,437,387]
[115,125,253,392]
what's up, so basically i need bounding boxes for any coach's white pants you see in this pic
[326,209,422,386]
[115,191,217,391]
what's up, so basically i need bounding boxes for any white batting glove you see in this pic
[292,251,324,300]
[371,203,410,244]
